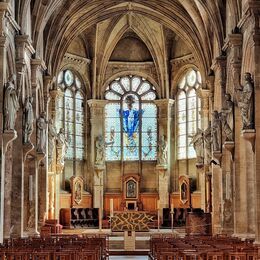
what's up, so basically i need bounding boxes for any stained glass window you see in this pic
[177,69,201,159]
[57,70,85,160]
[105,75,157,161]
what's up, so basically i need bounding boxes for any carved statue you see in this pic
[95,135,105,165]
[236,72,254,129]
[212,110,221,151]
[56,128,68,166]
[189,129,204,165]
[36,112,47,153]
[48,119,57,165]
[221,94,234,142]
[157,135,167,165]
[23,96,34,144]
[204,125,212,164]
[3,74,19,131]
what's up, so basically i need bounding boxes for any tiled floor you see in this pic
[109,257,148,260]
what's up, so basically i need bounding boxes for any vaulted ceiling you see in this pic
[15,0,241,97]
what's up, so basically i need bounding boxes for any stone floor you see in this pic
[109,257,148,260]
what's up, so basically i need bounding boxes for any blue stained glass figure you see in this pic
[120,95,143,147]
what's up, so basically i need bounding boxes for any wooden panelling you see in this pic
[60,193,71,208]
[60,193,92,209]
[104,193,122,215]
[170,192,201,209]
[140,193,158,211]
[191,192,201,208]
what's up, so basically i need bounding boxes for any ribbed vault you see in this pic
[17,0,228,97]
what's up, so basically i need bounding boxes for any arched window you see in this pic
[57,70,85,160]
[105,75,157,161]
[177,69,201,159]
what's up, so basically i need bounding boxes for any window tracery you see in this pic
[177,69,201,159]
[105,75,157,161]
[57,70,85,160]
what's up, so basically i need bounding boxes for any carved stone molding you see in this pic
[170,54,195,67]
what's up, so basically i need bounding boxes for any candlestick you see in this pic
[171,203,174,213]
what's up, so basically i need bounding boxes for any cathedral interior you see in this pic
[0,0,260,258]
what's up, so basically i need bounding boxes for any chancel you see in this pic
[0,0,260,259]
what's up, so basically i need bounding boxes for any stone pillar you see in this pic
[0,2,18,243]
[88,100,107,209]
[156,165,168,217]
[223,32,243,237]
[48,172,55,219]
[241,1,260,244]
[154,99,174,217]
[94,165,105,228]
[199,89,210,212]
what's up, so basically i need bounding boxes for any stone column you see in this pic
[94,165,105,229]
[223,32,243,237]
[88,100,107,209]
[154,99,174,217]
[48,172,55,219]
[198,89,210,212]
[0,2,19,243]
[240,1,260,244]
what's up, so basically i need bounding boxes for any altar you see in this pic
[110,211,156,232]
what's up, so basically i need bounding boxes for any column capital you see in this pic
[154,98,174,107]
[87,99,108,108]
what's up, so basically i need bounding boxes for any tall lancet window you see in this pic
[177,69,201,159]
[105,75,157,161]
[57,70,85,160]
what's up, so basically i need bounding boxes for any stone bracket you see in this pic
[212,151,222,166]
[241,129,256,152]
[2,130,17,153]
[23,142,34,162]
[223,141,235,160]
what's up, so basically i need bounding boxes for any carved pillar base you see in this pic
[156,164,168,219]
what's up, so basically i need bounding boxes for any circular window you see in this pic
[64,70,74,86]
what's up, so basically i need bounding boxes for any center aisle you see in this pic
[109,257,148,260]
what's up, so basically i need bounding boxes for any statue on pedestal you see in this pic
[221,94,234,142]
[212,111,221,151]
[48,119,57,165]
[189,129,204,165]
[95,135,105,165]
[36,112,47,153]
[236,72,254,129]
[157,135,167,165]
[56,128,68,166]
[204,125,212,165]
[23,96,34,144]
[3,74,19,131]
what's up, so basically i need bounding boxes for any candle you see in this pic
[157,199,160,210]
[29,175,33,201]
[171,203,174,213]
[110,198,114,217]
